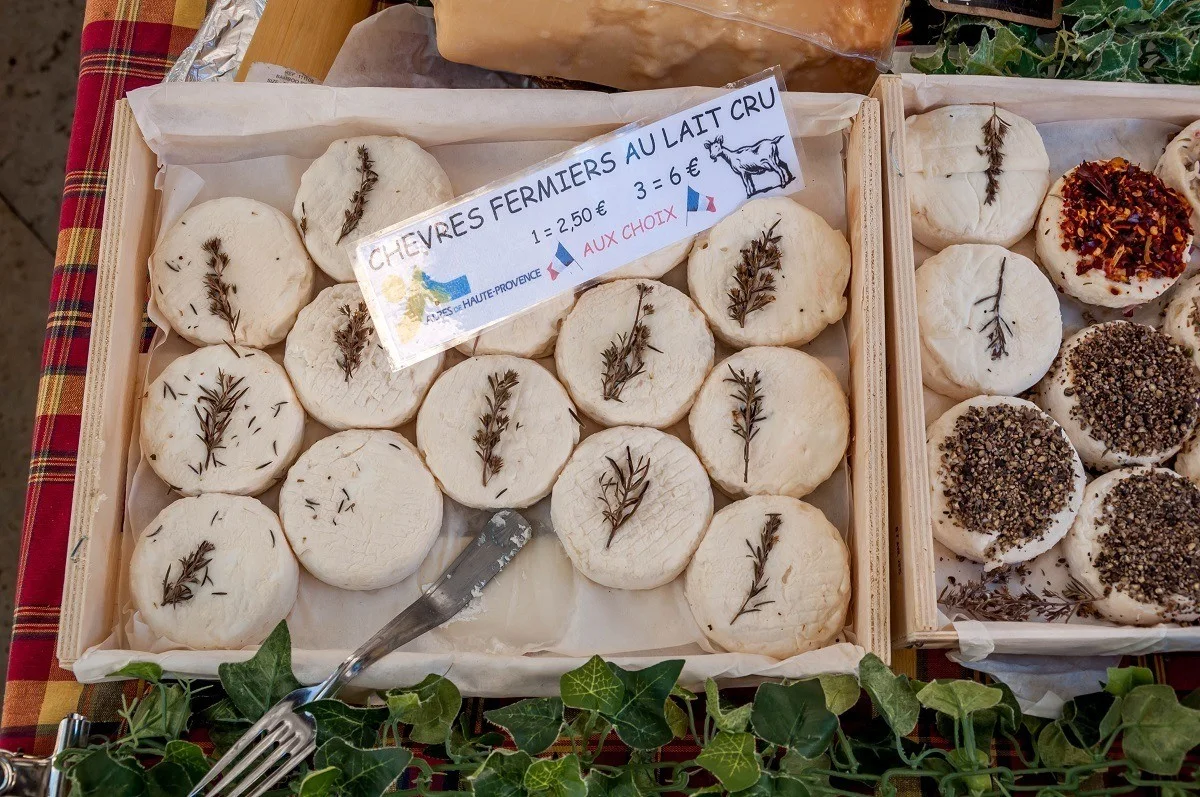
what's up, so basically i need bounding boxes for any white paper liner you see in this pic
[72,84,870,691]
[903,75,1200,657]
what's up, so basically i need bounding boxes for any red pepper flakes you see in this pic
[1059,157,1193,283]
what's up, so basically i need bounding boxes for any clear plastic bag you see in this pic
[432,0,905,93]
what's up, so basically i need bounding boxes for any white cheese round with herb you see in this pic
[551,425,713,590]
[915,244,1062,400]
[130,494,299,650]
[905,105,1050,252]
[688,347,848,499]
[416,355,579,510]
[1065,467,1200,625]
[456,292,575,359]
[684,495,849,658]
[687,197,850,349]
[1162,276,1200,374]
[150,197,315,348]
[278,430,442,591]
[293,136,454,282]
[600,237,694,282]
[555,279,713,428]
[141,344,306,496]
[927,395,1085,567]
[285,284,443,430]
[1155,119,1200,231]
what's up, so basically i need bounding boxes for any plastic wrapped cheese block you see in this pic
[432,0,904,93]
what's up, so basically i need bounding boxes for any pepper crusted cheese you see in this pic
[1036,159,1194,308]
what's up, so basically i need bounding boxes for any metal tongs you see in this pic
[0,713,91,796]
[188,509,533,796]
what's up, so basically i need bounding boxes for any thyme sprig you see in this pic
[974,256,1013,361]
[977,103,1011,206]
[726,220,783,328]
[473,370,519,487]
[731,513,782,625]
[192,369,248,476]
[600,282,660,401]
[161,540,216,607]
[726,366,766,483]
[939,572,1098,623]
[201,237,239,340]
[598,446,651,548]
[337,145,379,244]
[334,301,374,382]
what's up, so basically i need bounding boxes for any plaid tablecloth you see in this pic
[3,0,1199,761]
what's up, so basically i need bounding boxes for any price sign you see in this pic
[928,0,1060,27]
[353,72,801,370]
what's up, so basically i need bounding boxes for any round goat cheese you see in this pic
[551,425,713,590]
[141,344,306,496]
[456,292,575,359]
[278,430,442,591]
[1038,322,1200,471]
[1065,467,1200,625]
[916,244,1062,399]
[927,395,1085,567]
[285,284,443,430]
[601,237,694,282]
[688,347,848,499]
[294,136,454,282]
[1037,159,1193,308]
[904,104,1050,251]
[1162,276,1200,374]
[416,355,578,509]
[688,197,850,349]
[555,279,713,428]
[685,495,849,658]
[1156,119,1200,231]
[130,494,299,649]
[1175,430,1200,487]
[150,197,315,348]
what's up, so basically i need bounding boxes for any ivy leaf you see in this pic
[218,621,300,722]
[129,683,191,742]
[110,662,164,684]
[312,738,411,797]
[584,769,644,797]
[561,656,624,715]
[200,698,252,756]
[991,681,1021,736]
[916,680,1002,721]
[448,713,508,765]
[1061,692,1117,748]
[485,697,564,755]
[706,678,753,734]
[750,681,837,757]
[779,750,829,777]
[911,43,950,74]
[664,697,690,739]
[730,772,811,797]
[1084,37,1147,82]
[936,707,997,752]
[145,761,194,797]
[471,750,535,797]
[386,674,462,745]
[671,684,697,702]
[858,653,920,737]
[697,731,762,793]
[161,740,209,782]
[1036,722,1094,768]
[524,754,586,797]
[296,766,342,797]
[301,699,387,748]
[816,674,860,716]
[1104,666,1154,697]
[1183,688,1200,710]
[68,749,147,797]
[1121,684,1200,775]
[606,660,684,750]
[1063,0,1126,29]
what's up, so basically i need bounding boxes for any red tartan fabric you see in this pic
[3,0,1199,764]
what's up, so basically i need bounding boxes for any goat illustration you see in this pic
[704,135,795,197]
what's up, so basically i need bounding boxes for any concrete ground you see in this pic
[0,0,86,707]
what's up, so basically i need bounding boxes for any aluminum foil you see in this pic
[165,0,267,82]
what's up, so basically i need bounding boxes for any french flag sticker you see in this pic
[686,186,716,225]
[548,242,576,280]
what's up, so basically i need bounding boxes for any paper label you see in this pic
[353,73,802,370]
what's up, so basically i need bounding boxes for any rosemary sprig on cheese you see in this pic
[334,301,374,382]
[473,369,519,487]
[727,220,782,328]
[161,540,216,607]
[201,237,239,339]
[600,282,660,401]
[598,446,652,548]
[731,513,781,625]
[337,145,379,243]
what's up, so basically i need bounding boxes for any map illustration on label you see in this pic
[353,72,802,370]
